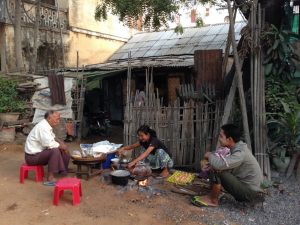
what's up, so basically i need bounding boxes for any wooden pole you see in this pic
[221,8,237,77]
[227,0,252,150]
[76,51,79,72]
[250,2,270,179]
[32,0,41,73]
[14,0,23,71]
[221,6,241,125]
[221,67,243,125]
[124,51,132,145]
[77,83,85,140]
[0,23,7,72]
[56,0,65,70]
[77,52,86,140]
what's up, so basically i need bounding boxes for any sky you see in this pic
[168,0,245,28]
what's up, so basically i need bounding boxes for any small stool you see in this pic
[20,163,44,184]
[53,178,82,206]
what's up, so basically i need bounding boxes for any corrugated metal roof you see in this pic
[108,22,246,61]
[86,56,195,70]
[86,22,246,70]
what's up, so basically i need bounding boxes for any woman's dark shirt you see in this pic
[140,137,172,157]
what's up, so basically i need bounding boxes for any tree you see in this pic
[0,23,7,72]
[4,0,41,72]
[14,0,23,71]
[95,0,215,30]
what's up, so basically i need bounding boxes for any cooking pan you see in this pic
[110,170,130,186]
[119,158,131,169]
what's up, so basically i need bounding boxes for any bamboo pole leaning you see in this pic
[250,3,271,179]
[226,0,252,151]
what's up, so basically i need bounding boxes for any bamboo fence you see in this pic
[123,71,224,169]
[177,83,216,103]
[250,3,271,179]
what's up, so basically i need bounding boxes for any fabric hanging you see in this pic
[48,73,66,105]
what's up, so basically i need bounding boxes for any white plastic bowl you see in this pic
[111,158,120,164]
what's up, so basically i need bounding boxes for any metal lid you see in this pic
[110,170,130,177]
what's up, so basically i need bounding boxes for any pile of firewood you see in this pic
[17,81,40,93]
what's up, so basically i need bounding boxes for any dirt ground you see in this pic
[0,138,226,225]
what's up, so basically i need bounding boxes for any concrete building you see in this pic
[0,0,132,72]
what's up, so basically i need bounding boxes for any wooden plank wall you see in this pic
[167,75,181,103]
[194,49,224,99]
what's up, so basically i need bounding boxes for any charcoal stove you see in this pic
[138,178,149,187]
[132,161,152,186]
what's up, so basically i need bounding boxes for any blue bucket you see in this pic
[102,153,116,169]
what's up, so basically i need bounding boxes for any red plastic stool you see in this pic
[53,178,82,206]
[20,163,44,184]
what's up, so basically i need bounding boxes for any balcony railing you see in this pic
[0,0,6,22]
[0,0,68,31]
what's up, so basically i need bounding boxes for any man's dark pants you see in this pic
[210,171,257,202]
[25,148,70,174]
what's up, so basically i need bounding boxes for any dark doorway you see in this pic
[102,76,124,122]
[135,72,168,105]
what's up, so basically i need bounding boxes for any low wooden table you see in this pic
[71,155,106,180]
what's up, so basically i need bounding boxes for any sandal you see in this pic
[191,196,209,207]
[43,181,56,186]
[191,195,218,207]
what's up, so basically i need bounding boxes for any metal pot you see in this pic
[119,158,131,169]
[132,162,152,181]
[110,170,130,186]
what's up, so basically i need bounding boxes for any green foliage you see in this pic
[266,77,299,158]
[263,25,298,149]
[174,24,184,34]
[267,102,300,156]
[263,24,299,81]
[95,0,216,30]
[95,0,178,30]
[265,77,297,118]
[196,17,204,28]
[0,77,25,113]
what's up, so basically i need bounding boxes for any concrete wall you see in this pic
[3,25,16,70]
[66,0,132,67]
[57,0,69,9]
[1,0,132,71]
[66,31,125,67]
[2,24,68,71]
[68,0,131,39]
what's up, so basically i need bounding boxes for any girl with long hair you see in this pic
[118,125,173,177]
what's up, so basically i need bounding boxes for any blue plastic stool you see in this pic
[102,153,115,169]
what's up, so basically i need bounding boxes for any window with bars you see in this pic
[41,0,55,6]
